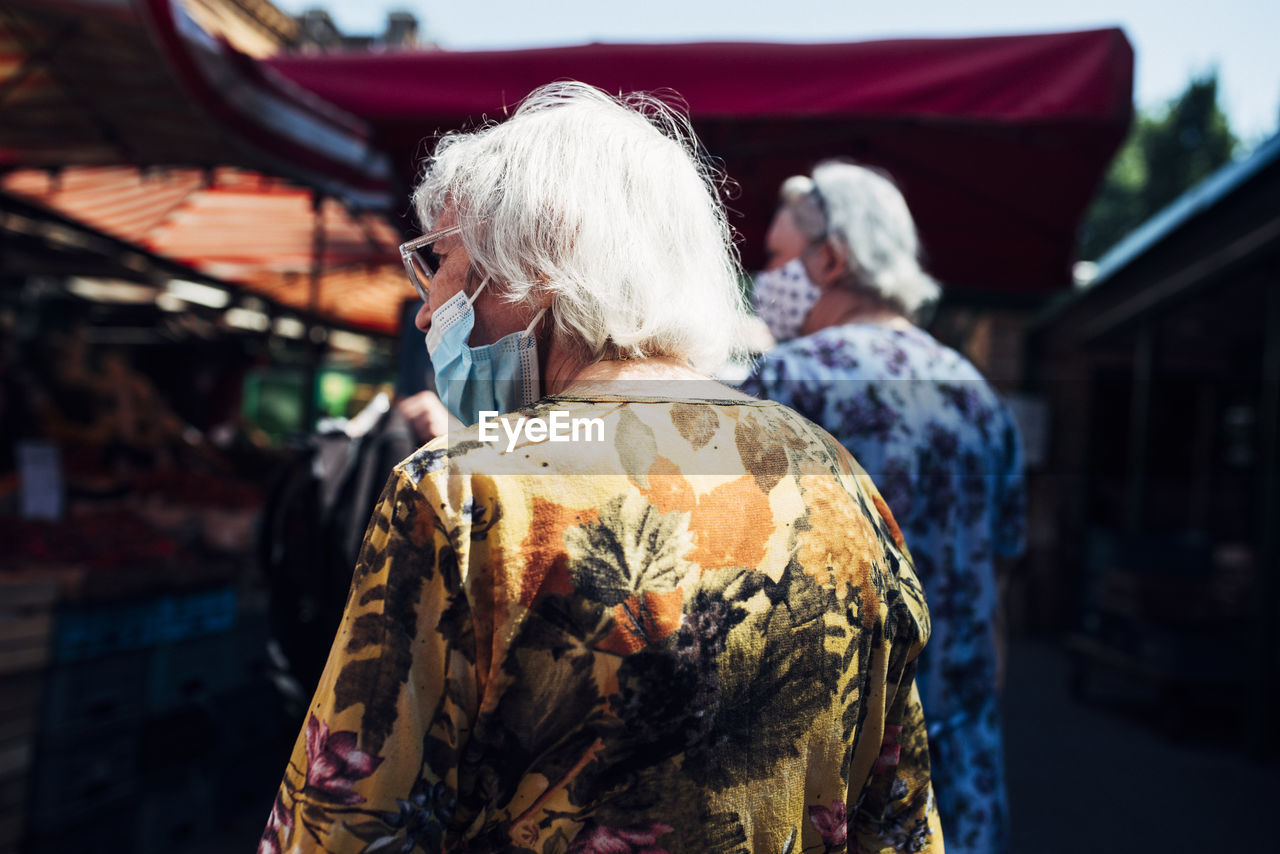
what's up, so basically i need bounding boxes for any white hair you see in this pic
[791,161,941,321]
[778,174,814,205]
[412,81,751,373]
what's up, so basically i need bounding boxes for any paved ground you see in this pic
[1004,637,1278,853]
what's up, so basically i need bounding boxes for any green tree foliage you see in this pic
[1078,73,1238,261]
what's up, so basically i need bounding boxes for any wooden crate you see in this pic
[0,575,57,853]
[0,563,244,852]
[0,577,56,677]
[0,772,28,854]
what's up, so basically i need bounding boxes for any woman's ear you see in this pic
[808,241,849,291]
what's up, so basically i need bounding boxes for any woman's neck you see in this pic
[543,338,749,400]
[799,284,912,336]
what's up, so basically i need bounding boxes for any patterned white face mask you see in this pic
[753,258,821,343]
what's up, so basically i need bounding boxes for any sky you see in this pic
[273,0,1279,146]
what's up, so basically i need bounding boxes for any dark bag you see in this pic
[256,402,419,705]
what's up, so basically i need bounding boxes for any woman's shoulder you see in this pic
[393,394,844,489]
[394,395,790,486]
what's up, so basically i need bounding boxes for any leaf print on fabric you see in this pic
[344,613,386,654]
[567,569,760,811]
[870,490,908,554]
[302,714,383,805]
[346,778,456,854]
[696,562,843,789]
[734,410,790,495]
[669,402,719,450]
[565,494,694,608]
[461,602,614,821]
[333,485,431,752]
[519,498,597,610]
[637,455,696,514]
[611,590,733,752]
[458,495,503,541]
[520,594,616,659]
[348,478,398,589]
[686,474,774,570]
[543,829,572,854]
[637,461,774,572]
[599,587,685,655]
[616,407,658,488]
[402,445,448,485]
[437,586,476,664]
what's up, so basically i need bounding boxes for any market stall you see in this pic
[0,3,402,850]
[0,186,304,852]
[1026,134,1280,750]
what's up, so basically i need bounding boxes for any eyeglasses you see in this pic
[399,224,462,301]
[808,183,830,235]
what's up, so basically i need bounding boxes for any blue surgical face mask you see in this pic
[425,277,546,427]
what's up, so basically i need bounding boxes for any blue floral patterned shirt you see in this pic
[741,322,1026,854]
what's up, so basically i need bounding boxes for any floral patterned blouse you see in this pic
[741,324,1026,854]
[262,393,942,854]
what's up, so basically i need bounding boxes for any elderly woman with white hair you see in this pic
[261,86,940,854]
[742,162,1027,854]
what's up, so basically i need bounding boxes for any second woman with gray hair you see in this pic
[743,161,1026,854]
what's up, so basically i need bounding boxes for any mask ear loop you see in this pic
[466,274,547,339]
[464,276,490,305]
[466,278,546,334]
[516,306,547,404]
[522,307,547,335]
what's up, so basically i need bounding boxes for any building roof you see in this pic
[1032,131,1280,338]
[0,0,405,332]
[0,0,390,207]
[1089,132,1280,290]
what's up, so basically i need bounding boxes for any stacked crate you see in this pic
[21,582,283,853]
[0,576,57,854]
[1067,530,1254,734]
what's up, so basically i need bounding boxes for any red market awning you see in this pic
[267,29,1134,295]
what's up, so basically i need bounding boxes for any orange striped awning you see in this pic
[4,166,411,334]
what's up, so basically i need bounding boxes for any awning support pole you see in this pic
[302,192,327,432]
[1249,271,1280,756]
[1125,319,1154,532]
